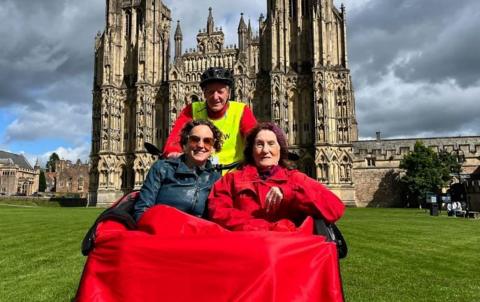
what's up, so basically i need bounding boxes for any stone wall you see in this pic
[352,135,480,207]
[353,168,404,207]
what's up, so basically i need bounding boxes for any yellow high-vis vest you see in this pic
[192,101,246,166]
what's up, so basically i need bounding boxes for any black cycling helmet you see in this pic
[200,67,234,89]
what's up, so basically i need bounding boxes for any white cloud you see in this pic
[43,144,91,163]
[4,100,91,145]
[21,143,91,169]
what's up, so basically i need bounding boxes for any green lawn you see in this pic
[339,209,480,302]
[0,205,479,302]
[0,206,101,302]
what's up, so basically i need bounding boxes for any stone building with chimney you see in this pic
[0,151,40,195]
[46,159,90,197]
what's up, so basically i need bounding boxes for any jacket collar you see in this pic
[241,164,289,183]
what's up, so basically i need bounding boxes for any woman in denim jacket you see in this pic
[134,120,223,221]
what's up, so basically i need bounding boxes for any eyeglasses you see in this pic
[188,135,215,148]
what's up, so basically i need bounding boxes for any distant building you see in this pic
[352,134,480,208]
[46,159,90,197]
[0,151,40,195]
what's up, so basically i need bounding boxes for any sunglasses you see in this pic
[188,135,215,148]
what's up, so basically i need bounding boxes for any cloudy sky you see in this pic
[1,0,479,166]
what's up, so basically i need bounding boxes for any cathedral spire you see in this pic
[207,7,214,34]
[174,20,183,38]
[238,13,247,32]
[238,13,248,52]
[174,20,183,59]
[341,4,348,68]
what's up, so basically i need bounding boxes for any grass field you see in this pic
[0,205,479,302]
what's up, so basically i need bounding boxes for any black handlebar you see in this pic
[212,161,240,171]
[144,142,162,156]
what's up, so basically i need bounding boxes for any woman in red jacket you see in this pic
[208,122,346,232]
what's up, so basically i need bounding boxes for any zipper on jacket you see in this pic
[191,171,200,216]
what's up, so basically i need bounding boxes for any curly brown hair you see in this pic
[243,122,292,168]
[180,120,223,152]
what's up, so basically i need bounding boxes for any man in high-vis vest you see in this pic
[163,67,257,166]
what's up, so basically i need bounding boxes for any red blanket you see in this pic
[76,205,344,302]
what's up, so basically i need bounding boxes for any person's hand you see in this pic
[166,152,183,158]
[265,186,283,214]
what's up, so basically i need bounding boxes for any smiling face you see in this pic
[183,125,215,167]
[252,130,281,171]
[203,82,230,112]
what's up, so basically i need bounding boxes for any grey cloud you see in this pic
[4,102,91,145]
[0,0,102,150]
[0,0,103,108]
[394,8,480,88]
[356,79,480,138]
[346,0,480,89]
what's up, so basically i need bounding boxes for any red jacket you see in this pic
[208,164,345,232]
[163,102,257,156]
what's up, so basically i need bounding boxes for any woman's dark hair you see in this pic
[180,120,223,152]
[243,122,292,168]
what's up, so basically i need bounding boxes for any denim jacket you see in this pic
[134,156,221,221]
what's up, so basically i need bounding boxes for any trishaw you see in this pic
[75,144,347,302]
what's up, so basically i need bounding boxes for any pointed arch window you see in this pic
[125,10,132,39]
[366,156,376,167]
[340,156,351,182]
[302,0,309,17]
[289,0,298,19]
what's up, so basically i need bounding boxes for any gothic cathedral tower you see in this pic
[89,0,171,206]
[89,0,358,206]
[255,0,358,204]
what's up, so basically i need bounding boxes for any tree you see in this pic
[399,141,461,207]
[46,152,60,172]
[38,170,47,192]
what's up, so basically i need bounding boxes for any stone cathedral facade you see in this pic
[90,0,358,206]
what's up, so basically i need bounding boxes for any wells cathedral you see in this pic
[90,0,480,208]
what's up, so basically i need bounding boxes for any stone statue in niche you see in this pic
[317,101,323,117]
[274,101,280,119]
